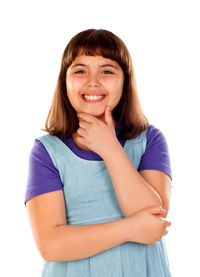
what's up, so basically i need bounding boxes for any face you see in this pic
[66,55,124,121]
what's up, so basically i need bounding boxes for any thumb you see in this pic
[104,106,113,126]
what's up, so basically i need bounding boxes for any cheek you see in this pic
[66,76,73,92]
[67,76,84,93]
[111,79,124,95]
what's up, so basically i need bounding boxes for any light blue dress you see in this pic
[38,130,172,277]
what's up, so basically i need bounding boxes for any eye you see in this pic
[75,70,86,74]
[102,70,113,74]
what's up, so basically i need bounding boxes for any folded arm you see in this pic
[26,190,129,262]
[101,141,171,217]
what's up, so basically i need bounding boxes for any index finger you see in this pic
[77,113,98,123]
[161,218,171,227]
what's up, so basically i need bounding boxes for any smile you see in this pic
[81,94,106,103]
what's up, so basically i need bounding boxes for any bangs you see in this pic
[44,29,149,140]
[64,29,128,71]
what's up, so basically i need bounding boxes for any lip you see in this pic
[81,94,107,103]
[81,92,106,96]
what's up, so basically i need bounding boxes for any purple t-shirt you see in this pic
[24,125,172,206]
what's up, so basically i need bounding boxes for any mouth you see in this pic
[81,93,107,103]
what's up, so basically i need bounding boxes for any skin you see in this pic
[66,54,172,216]
[66,55,124,151]
[25,54,171,262]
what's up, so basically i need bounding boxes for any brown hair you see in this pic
[42,29,149,140]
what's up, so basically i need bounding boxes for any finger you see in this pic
[77,128,87,137]
[104,106,113,126]
[161,219,171,228]
[162,229,169,236]
[150,205,167,215]
[77,113,97,123]
[76,135,85,144]
[79,121,91,130]
[165,221,171,227]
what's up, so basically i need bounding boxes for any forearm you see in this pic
[45,218,128,262]
[102,141,164,217]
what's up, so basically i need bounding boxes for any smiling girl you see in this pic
[25,29,173,276]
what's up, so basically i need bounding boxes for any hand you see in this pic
[76,106,119,157]
[125,205,171,245]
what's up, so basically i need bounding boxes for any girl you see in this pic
[25,29,173,276]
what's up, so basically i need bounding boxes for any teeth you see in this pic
[83,95,104,100]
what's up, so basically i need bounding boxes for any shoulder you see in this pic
[30,138,51,160]
[28,138,60,174]
[24,138,63,206]
[138,124,172,180]
[29,138,47,156]
[33,138,46,150]
[147,124,165,140]
[146,124,169,151]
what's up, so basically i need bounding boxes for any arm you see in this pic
[26,190,129,262]
[101,141,168,217]
[76,111,171,218]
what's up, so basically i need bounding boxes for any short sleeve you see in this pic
[138,125,172,181]
[24,139,63,206]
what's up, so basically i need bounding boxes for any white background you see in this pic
[0,0,199,276]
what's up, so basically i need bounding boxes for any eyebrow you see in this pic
[71,63,119,70]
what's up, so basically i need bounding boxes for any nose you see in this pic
[86,72,101,87]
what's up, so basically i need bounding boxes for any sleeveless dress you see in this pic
[38,129,172,277]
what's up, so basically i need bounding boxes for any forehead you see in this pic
[71,55,121,67]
